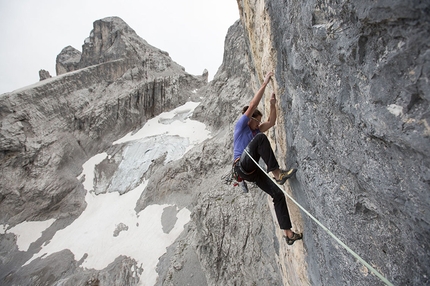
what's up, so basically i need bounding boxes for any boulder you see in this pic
[38,69,52,81]
[56,45,81,75]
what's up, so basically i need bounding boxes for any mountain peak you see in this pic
[80,16,142,68]
[55,16,177,75]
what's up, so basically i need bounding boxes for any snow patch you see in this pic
[77,152,108,191]
[12,101,209,286]
[23,173,190,286]
[6,219,56,251]
[113,101,210,146]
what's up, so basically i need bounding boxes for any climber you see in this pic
[232,71,302,245]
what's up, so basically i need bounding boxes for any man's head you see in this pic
[242,106,262,130]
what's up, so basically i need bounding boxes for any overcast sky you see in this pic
[0,0,239,94]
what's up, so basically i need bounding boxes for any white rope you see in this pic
[244,149,394,286]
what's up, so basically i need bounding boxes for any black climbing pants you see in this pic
[235,133,292,230]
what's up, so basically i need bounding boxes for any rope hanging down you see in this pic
[244,149,394,286]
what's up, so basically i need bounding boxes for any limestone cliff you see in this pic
[235,0,430,285]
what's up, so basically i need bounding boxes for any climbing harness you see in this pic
[232,157,242,182]
[222,158,250,193]
[222,158,240,185]
[243,149,394,286]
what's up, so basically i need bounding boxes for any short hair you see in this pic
[242,106,262,117]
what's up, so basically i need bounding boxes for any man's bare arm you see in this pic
[244,72,274,118]
[259,93,277,132]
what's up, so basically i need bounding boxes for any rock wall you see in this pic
[237,0,430,285]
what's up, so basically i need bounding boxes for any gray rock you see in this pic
[113,223,129,237]
[0,16,207,286]
[247,0,430,285]
[3,251,141,286]
[38,69,52,81]
[56,45,81,75]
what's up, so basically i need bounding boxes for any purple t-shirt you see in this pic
[233,114,260,161]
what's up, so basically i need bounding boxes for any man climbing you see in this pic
[233,71,302,245]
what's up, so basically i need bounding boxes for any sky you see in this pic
[2,101,211,285]
[0,0,239,94]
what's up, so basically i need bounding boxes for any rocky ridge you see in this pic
[0,16,206,224]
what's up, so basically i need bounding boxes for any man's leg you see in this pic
[241,133,279,173]
[241,133,297,185]
[255,172,303,244]
[255,172,292,230]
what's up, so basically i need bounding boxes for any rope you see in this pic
[244,149,394,286]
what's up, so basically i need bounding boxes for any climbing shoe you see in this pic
[285,232,303,245]
[275,168,297,185]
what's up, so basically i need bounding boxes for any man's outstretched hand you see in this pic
[270,93,276,106]
[263,71,274,85]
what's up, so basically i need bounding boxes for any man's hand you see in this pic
[246,71,274,118]
[270,93,276,106]
[263,71,274,85]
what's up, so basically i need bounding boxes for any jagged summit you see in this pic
[56,16,183,77]
[56,46,81,75]
[80,17,147,68]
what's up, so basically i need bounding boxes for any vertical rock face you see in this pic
[237,0,430,285]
